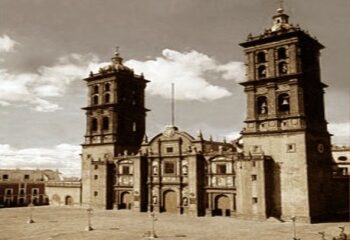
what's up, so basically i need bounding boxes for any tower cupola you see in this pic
[271,6,291,32]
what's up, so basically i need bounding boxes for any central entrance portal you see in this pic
[163,190,177,213]
[120,192,132,209]
[214,195,230,216]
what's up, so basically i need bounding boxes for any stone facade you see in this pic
[81,7,349,223]
[45,180,82,206]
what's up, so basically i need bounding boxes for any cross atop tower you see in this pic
[278,0,284,9]
[115,46,120,56]
[275,0,285,14]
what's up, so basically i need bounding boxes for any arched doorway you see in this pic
[163,190,177,213]
[214,195,231,216]
[120,192,132,209]
[65,196,73,206]
[51,194,61,205]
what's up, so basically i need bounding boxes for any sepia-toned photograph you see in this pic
[0,0,349,239]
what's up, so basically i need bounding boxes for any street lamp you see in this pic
[85,207,94,231]
[318,231,326,240]
[291,216,300,240]
[149,211,158,239]
[27,202,35,224]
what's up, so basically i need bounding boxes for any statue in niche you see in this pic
[182,165,188,175]
[183,197,188,206]
[153,166,158,175]
[152,196,157,205]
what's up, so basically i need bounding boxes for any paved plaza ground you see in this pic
[0,206,348,240]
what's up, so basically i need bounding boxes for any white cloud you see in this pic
[224,131,242,141]
[329,122,350,145]
[0,51,100,112]
[0,35,17,53]
[31,98,62,112]
[126,49,244,101]
[0,144,81,177]
[0,42,245,111]
[217,61,245,82]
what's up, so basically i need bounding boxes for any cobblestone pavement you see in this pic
[0,206,348,240]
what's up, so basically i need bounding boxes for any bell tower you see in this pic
[239,6,333,222]
[81,48,149,208]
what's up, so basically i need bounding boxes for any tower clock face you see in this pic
[317,143,325,153]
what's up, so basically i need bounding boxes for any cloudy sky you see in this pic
[0,0,349,176]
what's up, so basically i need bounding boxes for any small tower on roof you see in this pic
[271,0,291,32]
[112,46,123,65]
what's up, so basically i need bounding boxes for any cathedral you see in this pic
[80,6,348,223]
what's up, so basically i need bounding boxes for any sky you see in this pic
[0,0,349,176]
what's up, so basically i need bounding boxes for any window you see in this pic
[122,166,130,174]
[105,83,110,91]
[251,175,257,181]
[24,174,30,180]
[252,161,256,167]
[93,95,99,105]
[277,48,287,59]
[338,156,348,161]
[93,85,99,94]
[166,147,174,153]
[164,162,175,174]
[257,96,268,114]
[252,145,260,153]
[102,117,109,130]
[257,52,266,63]
[91,118,98,132]
[94,175,98,180]
[94,165,98,170]
[104,94,110,103]
[19,189,25,195]
[94,191,98,196]
[216,164,227,174]
[287,143,296,153]
[258,65,266,78]
[32,189,38,195]
[2,174,8,180]
[278,93,290,113]
[5,189,12,195]
[252,197,258,204]
[132,122,137,132]
[278,61,288,75]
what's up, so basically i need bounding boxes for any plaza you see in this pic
[0,206,348,240]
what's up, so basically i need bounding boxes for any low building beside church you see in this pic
[0,169,61,207]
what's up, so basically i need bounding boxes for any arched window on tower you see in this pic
[132,122,137,132]
[102,117,109,130]
[91,118,98,132]
[104,93,110,103]
[278,93,290,113]
[257,96,268,115]
[278,61,288,75]
[93,85,99,94]
[277,47,287,60]
[93,95,99,105]
[258,65,267,79]
[257,52,266,63]
[105,83,110,91]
